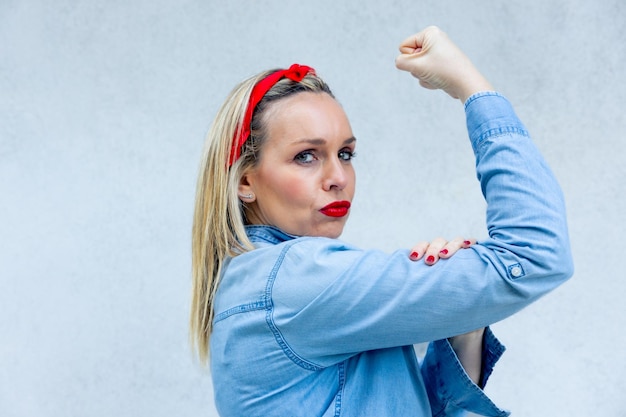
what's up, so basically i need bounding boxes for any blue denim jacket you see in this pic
[210,93,574,416]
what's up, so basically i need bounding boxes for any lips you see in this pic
[320,200,351,218]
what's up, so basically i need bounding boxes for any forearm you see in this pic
[448,328,485,386]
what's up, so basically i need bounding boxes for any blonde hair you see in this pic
[190,68,334,364]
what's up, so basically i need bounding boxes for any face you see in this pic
[240,92,356,238]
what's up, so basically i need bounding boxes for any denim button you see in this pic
[510,266,522,277]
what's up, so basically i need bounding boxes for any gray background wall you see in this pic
[1,1,624,416]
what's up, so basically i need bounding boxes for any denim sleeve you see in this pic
[421,327,510,417]
[465,91,574,299]
[270,92,574,363]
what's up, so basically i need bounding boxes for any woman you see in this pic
[191,27,573,416]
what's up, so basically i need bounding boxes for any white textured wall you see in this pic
[1,1,624,415]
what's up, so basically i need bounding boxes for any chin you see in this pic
[291,218,348,239]
[315,224,346,239]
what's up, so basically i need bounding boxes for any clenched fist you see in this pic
[395,26,494,102]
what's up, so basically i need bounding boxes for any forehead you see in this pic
[263,92,352,144]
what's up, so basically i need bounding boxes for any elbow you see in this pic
[519,233,575,290]
[540,252,574,289]
[560,244,575,280]
[496,244,574,304]
[551,245,575,285]
[542,227,575,284]
[486,228,575,291]
[534,202,575,284]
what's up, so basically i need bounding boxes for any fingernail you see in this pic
[426,255,435,263]
[463,240,471,246]
[409,251,419,261]
[439,249,449,255]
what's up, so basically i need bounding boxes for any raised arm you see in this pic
[396,26,495,385]
[396,27,571,400]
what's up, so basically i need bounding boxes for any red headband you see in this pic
[228,64,316,167]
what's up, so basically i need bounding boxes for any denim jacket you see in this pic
[209,93,574,416]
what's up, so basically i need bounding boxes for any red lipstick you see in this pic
[320,200,351,218]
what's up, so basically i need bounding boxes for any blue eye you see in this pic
[294,151,315,164]
[339,150,356,161]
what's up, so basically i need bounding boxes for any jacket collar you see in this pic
[245,225,298,245]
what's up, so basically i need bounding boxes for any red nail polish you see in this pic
[439,249,449,255]
[410,251,419,260]
[426,255,435,263]
[463,240,471,246]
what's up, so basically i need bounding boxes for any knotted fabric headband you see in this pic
[228,63,316,167]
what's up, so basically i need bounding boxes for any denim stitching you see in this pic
[214,300,267,323]
[265,241,323,371]
[464,91,501,109]
[334,361,345,416]
[474,126,529,155]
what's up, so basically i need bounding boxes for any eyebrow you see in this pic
[291,136,357,146]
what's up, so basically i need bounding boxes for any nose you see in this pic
[322,157,350,192]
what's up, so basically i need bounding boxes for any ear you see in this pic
[238,171,256,202]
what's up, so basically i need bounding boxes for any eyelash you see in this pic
[339,150,356,161]
[294,149,356,164]
[294,151,315,164]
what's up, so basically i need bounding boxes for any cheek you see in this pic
[347,167,356,194]
[278,175,313,204]
[258,169,312,206]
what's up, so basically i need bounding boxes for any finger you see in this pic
[423,237,448,265]
[394,53,416,73]
[439,237,477,259]
[395,31,429,73]
[438,237,465,259]
[398,32,426,54]
[398,45,423,55]
[408,241,430,261]
[461,238,476,248]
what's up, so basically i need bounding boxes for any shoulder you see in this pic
[245,226,366,269]
[274,236,367,277]
[269,237,398,308]
[226,234,365,289]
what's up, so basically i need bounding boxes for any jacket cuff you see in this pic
[464,91,529,156]
[421,327,510,417]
